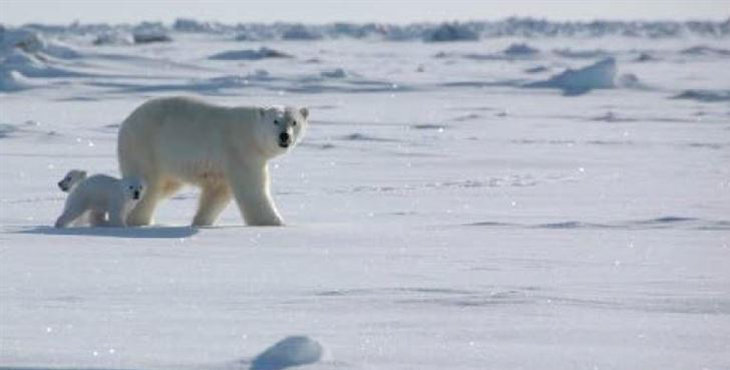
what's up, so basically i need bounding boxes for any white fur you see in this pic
[54,175,145,228]
[57,169,87,192]
[117,96,308,226]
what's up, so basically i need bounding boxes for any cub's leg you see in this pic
[55,202,88,228]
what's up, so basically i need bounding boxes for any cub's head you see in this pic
[256,106,309,157]
[58,169,87,192]
[120,176,145,202]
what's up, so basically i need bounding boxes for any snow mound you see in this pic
[320,68,347,79]
[93,32,134,46]
[635,52,656,62]
[525,57,617,96]
[0,122,21,137]
[282,25,322,40]
[0,70,35,91]
[1,27,80,59]
[250,336,324,370]
[424,23,479,42]
[209,47,292,60]
[672,89,730,103]
[503,43,539,56]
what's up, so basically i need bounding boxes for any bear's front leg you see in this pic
[54,203,87,228]
[228,162,283,226]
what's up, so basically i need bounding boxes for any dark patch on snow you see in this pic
[18,225,199,239]
[672,89,730,103]
[209,47,292,60]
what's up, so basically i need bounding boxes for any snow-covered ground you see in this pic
[1,20,729,370]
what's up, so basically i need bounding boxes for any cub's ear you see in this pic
[79,171,88,178]
[299,107,309,119]
[258,108,266,118]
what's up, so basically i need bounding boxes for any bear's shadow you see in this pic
[19,225,199,239]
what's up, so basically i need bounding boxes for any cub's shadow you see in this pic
[19,225,199,239]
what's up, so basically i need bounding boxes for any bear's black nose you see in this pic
[133,190,140,200]
[279,132,290,142]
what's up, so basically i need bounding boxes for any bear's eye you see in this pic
[129,186,133,190]
[274,120,279,125]
[292,121,297,126]
[65,177,70,181]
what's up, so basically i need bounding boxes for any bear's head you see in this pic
[256,106,309,157]
[58,169,87,192]
[120,176,146,202]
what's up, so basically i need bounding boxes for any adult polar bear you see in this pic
[117,96,308,226]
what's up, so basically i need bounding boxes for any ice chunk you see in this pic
[250,336,324,370]
[132,22,172,44]
[133,33,172,44]
[282,25,322,40]
[173,18,224,33]
[503,43,539,57]
[525,57,617,96]
[425,23,479,42]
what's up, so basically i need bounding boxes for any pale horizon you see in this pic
[1,0,729,26]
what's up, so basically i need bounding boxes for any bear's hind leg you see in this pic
[192,184,232,226]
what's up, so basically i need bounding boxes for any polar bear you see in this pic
[54,174,145,228]
[117,96,308,227]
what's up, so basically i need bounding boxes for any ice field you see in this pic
[1,19,729,369]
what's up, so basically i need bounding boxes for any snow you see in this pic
[1,19,729,370]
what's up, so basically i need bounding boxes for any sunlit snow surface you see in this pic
[1,21,729,370]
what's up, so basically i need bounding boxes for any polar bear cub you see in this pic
[55,174,145,228]
[117,96,308,227]
[57,169,87,192]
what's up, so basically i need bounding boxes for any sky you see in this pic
[1,0,729,26]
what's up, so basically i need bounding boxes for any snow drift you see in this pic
[249,336,324,370]
[525,57,617,95]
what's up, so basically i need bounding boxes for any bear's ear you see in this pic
[258,108,267,118]
[79,170,87,178]
[299,107,309,120]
